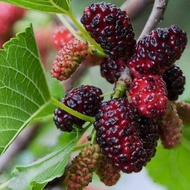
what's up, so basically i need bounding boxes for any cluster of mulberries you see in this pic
[80,1,187,175]
[81,2,187,108]
[51,2,188,189]
[0,3,26,48]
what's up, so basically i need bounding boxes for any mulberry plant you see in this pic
[0,1,189,190]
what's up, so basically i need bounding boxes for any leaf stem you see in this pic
[66,11,106,57]
[113,83,127,99]
[73,142,91,152]
[100,91,114,98]
[113,66,132,98]
[50,96,95,123]
[138,0,169,40]
[90,129,97,145]
[0,180,9,190]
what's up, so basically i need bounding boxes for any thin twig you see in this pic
[138,0,169,40]
[121,0,154,19]
[0,125,39,173]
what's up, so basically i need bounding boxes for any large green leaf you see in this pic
[9,135,78,190]
[147,126,190,190]
[0,0,72,13]
[0,25,51,155]
[32,74,64,123]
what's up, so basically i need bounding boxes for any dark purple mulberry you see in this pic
[94,98,147,173]
[163,65,186,100]
[81,2,136,59]
[100,58,127,83]
[137,117,160,162]
[54,85,103,132]
[128,25,187,76]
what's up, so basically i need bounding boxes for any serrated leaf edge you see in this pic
[0,24,51,154]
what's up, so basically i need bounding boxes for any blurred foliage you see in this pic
[147,124,190,190]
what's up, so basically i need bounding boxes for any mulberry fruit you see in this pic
[51,25,74,50]
[51,39,89,81]
[0,3,26,47]
[34,27,52,65]
[175,101,190,124]
[129,74,168,118]
[128,25,187,75]
[159,101,183,149]
[81,2,136,59]
[0,3,26,26]
[137,117,160,162]
[100,58,127,84]
[163,65,186,101]
[96,154,120,186]
[94,98,147,173]
[54,85,103,132]
[64,144,101,190]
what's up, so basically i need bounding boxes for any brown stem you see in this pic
[113,67,132,98]
[0,125,39,173]
[138,0,169,40]
[121,0,154,19]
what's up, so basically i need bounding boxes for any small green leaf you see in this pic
[0,25,51,154]
[147,126,190,190]
[9,135,78,190]
[0,0,72,13]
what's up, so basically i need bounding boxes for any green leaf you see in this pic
[32,74,64,123]
[0,25,51,155]
[0,0,72,13]
[147,126,190,190]
[9,136,77,190]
